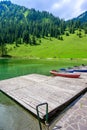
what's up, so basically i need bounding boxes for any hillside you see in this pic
[0,1,61,23]
[0,1,87,44]
[7,32,87,58]
[0,1,87,58]
[0,0,66,57]
[73,11,87,23]
[0,0,63,41]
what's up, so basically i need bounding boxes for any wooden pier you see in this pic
[0,74,87,121]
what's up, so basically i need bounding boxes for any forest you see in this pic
[0,1,87,56]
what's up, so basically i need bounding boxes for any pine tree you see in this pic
[32,35,36,45]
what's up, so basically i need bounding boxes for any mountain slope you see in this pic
[0,0,65,46]
[0,1,61,24]
[73,11,87,23]
[0,1,87,58]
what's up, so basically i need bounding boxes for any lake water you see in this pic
[0,58,86,130]
[0,91,44,130]
[0,58,54,130]
[0,58,62,130]
[0,58,82,80]
[0,58,61,80]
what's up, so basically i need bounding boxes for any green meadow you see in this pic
[7,32,87,59]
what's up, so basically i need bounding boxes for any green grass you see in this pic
[7,32,87,58]
[24,10,29,17]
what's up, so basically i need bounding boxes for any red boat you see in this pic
[50,70,80,78]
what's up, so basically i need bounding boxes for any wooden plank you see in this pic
[44,76,87,91]
[0,74,87,119]
[80,73,87,79]
[22,74,51,82]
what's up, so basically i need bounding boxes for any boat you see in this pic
[60,68,74,73]
[74,69,87,72]
[50,70,80,78]
[60,66,87,73]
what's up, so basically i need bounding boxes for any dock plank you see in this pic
[44,76,87,91]
[0,74,87,119]
[22,74,51,82]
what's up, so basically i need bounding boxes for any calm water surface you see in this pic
[0,92,46,130]
[0,58,81,80]
[0,58,62,80]
[0,58,63,130]
[0,58,86,130]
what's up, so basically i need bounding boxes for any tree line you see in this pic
[0,1,87,56]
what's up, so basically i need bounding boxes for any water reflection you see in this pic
[0,92,46,130]
[0,58,50,80]
[0,58,85,80]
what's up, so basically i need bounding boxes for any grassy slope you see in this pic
[7,33,87,58]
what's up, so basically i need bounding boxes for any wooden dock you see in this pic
[0,74,87,121]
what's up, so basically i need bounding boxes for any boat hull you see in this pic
[74,70,87,72]
[50,70,80,78]
[60,69,74,73]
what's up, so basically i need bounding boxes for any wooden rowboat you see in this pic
[50,70,80,78]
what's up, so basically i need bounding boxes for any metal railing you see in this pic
[36,102,49,130]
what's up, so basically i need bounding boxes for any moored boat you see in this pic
[74,69,87,72]
[60,68,74,73]
[60,66,87,73]
[50,70,80,78]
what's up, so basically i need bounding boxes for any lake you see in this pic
[0,58,87,130]
[0,58,85,80]
[0,91,44,130]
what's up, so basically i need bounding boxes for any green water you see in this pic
[0,92,46,130]
[0,58,86,80]
[0,58,56,80]
[0,58,87,130]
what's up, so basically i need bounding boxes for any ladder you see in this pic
[36,102,49,130]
